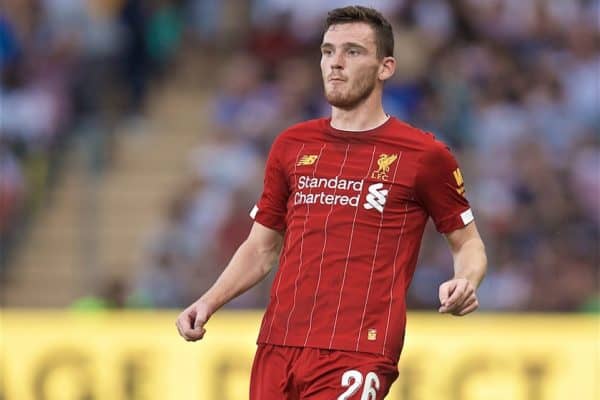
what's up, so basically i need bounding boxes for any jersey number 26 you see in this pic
[338,370,381,400]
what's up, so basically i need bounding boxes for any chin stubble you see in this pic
[325,70,378,110]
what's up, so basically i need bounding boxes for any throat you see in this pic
[330,111,390,132]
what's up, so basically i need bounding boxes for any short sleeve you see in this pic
[250,137,289,231]
[415,143,474,233]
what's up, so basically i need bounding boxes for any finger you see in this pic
[438,281,455,305]
[449,294,476,315]
[176,309,195,332]
[180,324,205,341]
[176,317,190,338]
[455,298,479,316]
[440,290,465,313]
[177,318,194,340]
[177,312,203,341]
[175,320,184,338]
[184,314,207,341]
[185,326,206,341]
[194,313,207,329]
[439,299,465,314]
[440,285,474,313]
[186,309,197,329]
[445,281,472,309]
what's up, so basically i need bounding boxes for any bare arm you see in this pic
[176,222,283,341]
[438,221,487,316]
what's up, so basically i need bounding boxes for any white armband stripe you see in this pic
[250,205,259,219]
[461,208,474,225]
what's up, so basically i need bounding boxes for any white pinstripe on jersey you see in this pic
[265,144,305,342]
[382,201,409,355]
[381,154,408,354]
[283,143,327,344]
[303,143,351,346]
[356,152,403,351]
[329,145,378,349]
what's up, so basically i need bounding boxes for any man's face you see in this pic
[320,22,382,110]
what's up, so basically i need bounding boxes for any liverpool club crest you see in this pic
[371,153,398,180]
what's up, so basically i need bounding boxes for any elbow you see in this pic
[244,238,282,275]
[259,246,281,275]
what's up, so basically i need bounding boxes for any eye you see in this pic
[321,48,333,56]
[347,48,360,56]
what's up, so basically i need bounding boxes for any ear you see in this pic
[378,57,396,81]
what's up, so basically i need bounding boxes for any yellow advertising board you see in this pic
[0,311,598,399]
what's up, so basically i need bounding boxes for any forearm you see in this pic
[452,237,487,288]
[199,238,280,315]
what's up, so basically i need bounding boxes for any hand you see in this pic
[438,278,479,316]
[175,300,211,341]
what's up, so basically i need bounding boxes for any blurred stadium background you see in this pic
[0,0,598,399]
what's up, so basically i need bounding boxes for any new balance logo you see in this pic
[297,155,319,166]
[363,183,389,213]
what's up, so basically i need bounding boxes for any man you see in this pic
[176,6,487,399]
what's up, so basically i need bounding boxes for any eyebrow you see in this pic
[320,42,369,51]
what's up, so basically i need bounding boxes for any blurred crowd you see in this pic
[132,0,599,312]
[0,0,184,264]
[3,1,598,312]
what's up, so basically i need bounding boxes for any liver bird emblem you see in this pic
[371,154,398,180]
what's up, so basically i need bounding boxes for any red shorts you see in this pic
[249,344,399,400]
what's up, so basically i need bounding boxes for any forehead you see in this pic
[322,22,376,48]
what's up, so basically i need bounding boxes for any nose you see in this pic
[330,52,344,70]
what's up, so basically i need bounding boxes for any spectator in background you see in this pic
[139,0,598,313]
[132,179,217,307]
[0,15,21,69]
[71,277,131,310]
[0,0,186,266]
[247,11,305,72]
[145,0,184,77]
[0,141,25,242]
[119,0,149,120]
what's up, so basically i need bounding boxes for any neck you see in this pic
[330,91,389,131]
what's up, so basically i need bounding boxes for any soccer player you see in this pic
[176,6,487,399]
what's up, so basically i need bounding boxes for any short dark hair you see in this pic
[324,6,394,59]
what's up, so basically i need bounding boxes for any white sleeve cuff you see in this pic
[249,205,259,219]
[461,208,474,225]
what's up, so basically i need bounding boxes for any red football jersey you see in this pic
[250,117,473,362]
